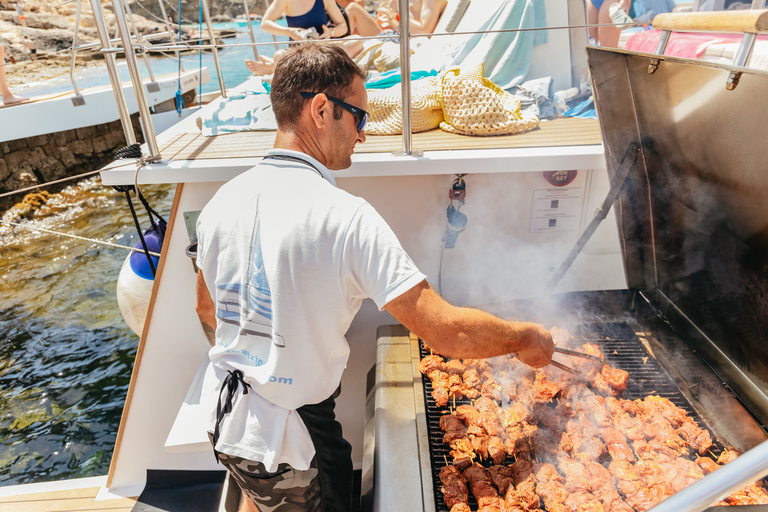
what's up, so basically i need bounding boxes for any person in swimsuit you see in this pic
[23,37,36,61]
[381,0,447,35]
[586,0,632,47]
[246,0,382,75]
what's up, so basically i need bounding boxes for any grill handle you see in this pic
[652,9,768,34]
[648,8,767,86]
[648,438,768,512]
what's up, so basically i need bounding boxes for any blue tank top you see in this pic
[286,0,327,34]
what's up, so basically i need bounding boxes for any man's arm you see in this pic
[195,271,217,347]
[384,280,554,367]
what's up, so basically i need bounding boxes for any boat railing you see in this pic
[92,0,654,164]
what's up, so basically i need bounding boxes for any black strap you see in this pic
[212,369,251,463]
[114,186,157,277]
[263,154,324,179]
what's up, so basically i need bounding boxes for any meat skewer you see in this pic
[440,464,472,512]
[464,463,503,511]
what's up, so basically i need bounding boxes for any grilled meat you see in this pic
[419,335,761,512]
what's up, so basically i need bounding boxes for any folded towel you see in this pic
[200,91,277,136]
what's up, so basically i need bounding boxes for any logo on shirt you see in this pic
[216,215,285,366]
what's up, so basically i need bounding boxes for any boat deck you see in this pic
[160,117,601,160]
[0,486,136,512]
[99,115,605,185]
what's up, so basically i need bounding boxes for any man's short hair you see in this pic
[270,43,366,128]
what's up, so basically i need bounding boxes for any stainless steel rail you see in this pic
[69,0,82,98]
[200,0,227,98]
[88,0,136,146]
[397,0,413,155]
[156,0,182,68]
[243,0,260,61]
[649,439,768,512]
[110,0,160,159]
[124,0,157,84]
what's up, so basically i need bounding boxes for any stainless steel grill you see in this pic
[417,290,768,511]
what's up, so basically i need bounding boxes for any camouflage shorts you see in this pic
[215,449,322,511]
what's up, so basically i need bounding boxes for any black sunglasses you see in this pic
[300,92,369,132]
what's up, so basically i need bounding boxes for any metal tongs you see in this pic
[549,347,604,377]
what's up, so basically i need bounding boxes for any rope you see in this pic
[174,0,185,114]
[0,168,103,199]
[115,186,157,277]
[115,143,143,160]
[0,219,161,257]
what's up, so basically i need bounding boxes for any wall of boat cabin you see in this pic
[527,0,588,92]
[106,167,625,495]
[336,167,626,472]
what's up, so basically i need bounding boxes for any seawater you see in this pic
[0,23,283,485]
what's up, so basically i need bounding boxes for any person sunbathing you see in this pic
[245,0,443,76]
[246,0,380,75]
[383,0,448,35]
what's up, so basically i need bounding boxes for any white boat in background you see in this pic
[0,68,210,143]
[235,13,262,24]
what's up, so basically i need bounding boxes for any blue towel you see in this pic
[366,69,440,89]
[564,96,597,120]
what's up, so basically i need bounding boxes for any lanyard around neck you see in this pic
[262,154,324,180]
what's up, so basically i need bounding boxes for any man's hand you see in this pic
[513,323,554,368]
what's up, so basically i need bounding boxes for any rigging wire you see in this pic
[0,219,161,257]
[130,0,241,26]
[0,169,104,199]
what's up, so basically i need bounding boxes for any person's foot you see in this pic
[245,56,275,76]
[1,94,29,106]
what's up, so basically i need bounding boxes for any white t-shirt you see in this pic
[196,149,426,472]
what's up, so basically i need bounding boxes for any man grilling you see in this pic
[195,42,554,512]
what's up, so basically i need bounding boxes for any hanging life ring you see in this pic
[116,225,164,336]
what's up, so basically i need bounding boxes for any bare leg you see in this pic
[0,45,28,105]
[597,0,620,48]
[344,3,382,37]
[339,38,365,58]
[586,0,599,43]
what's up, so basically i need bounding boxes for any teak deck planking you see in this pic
[160,117,602,161]
[0,486,137,512]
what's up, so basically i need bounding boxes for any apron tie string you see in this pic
[212,369,250,462]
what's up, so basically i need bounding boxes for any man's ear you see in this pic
[307,93,331,129]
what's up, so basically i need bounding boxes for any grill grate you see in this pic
[419,322,730,512]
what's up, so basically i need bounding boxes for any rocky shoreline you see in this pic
[0,0,249,92]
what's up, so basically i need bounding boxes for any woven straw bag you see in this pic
[365,76,444,135]
[439,63,540,136]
